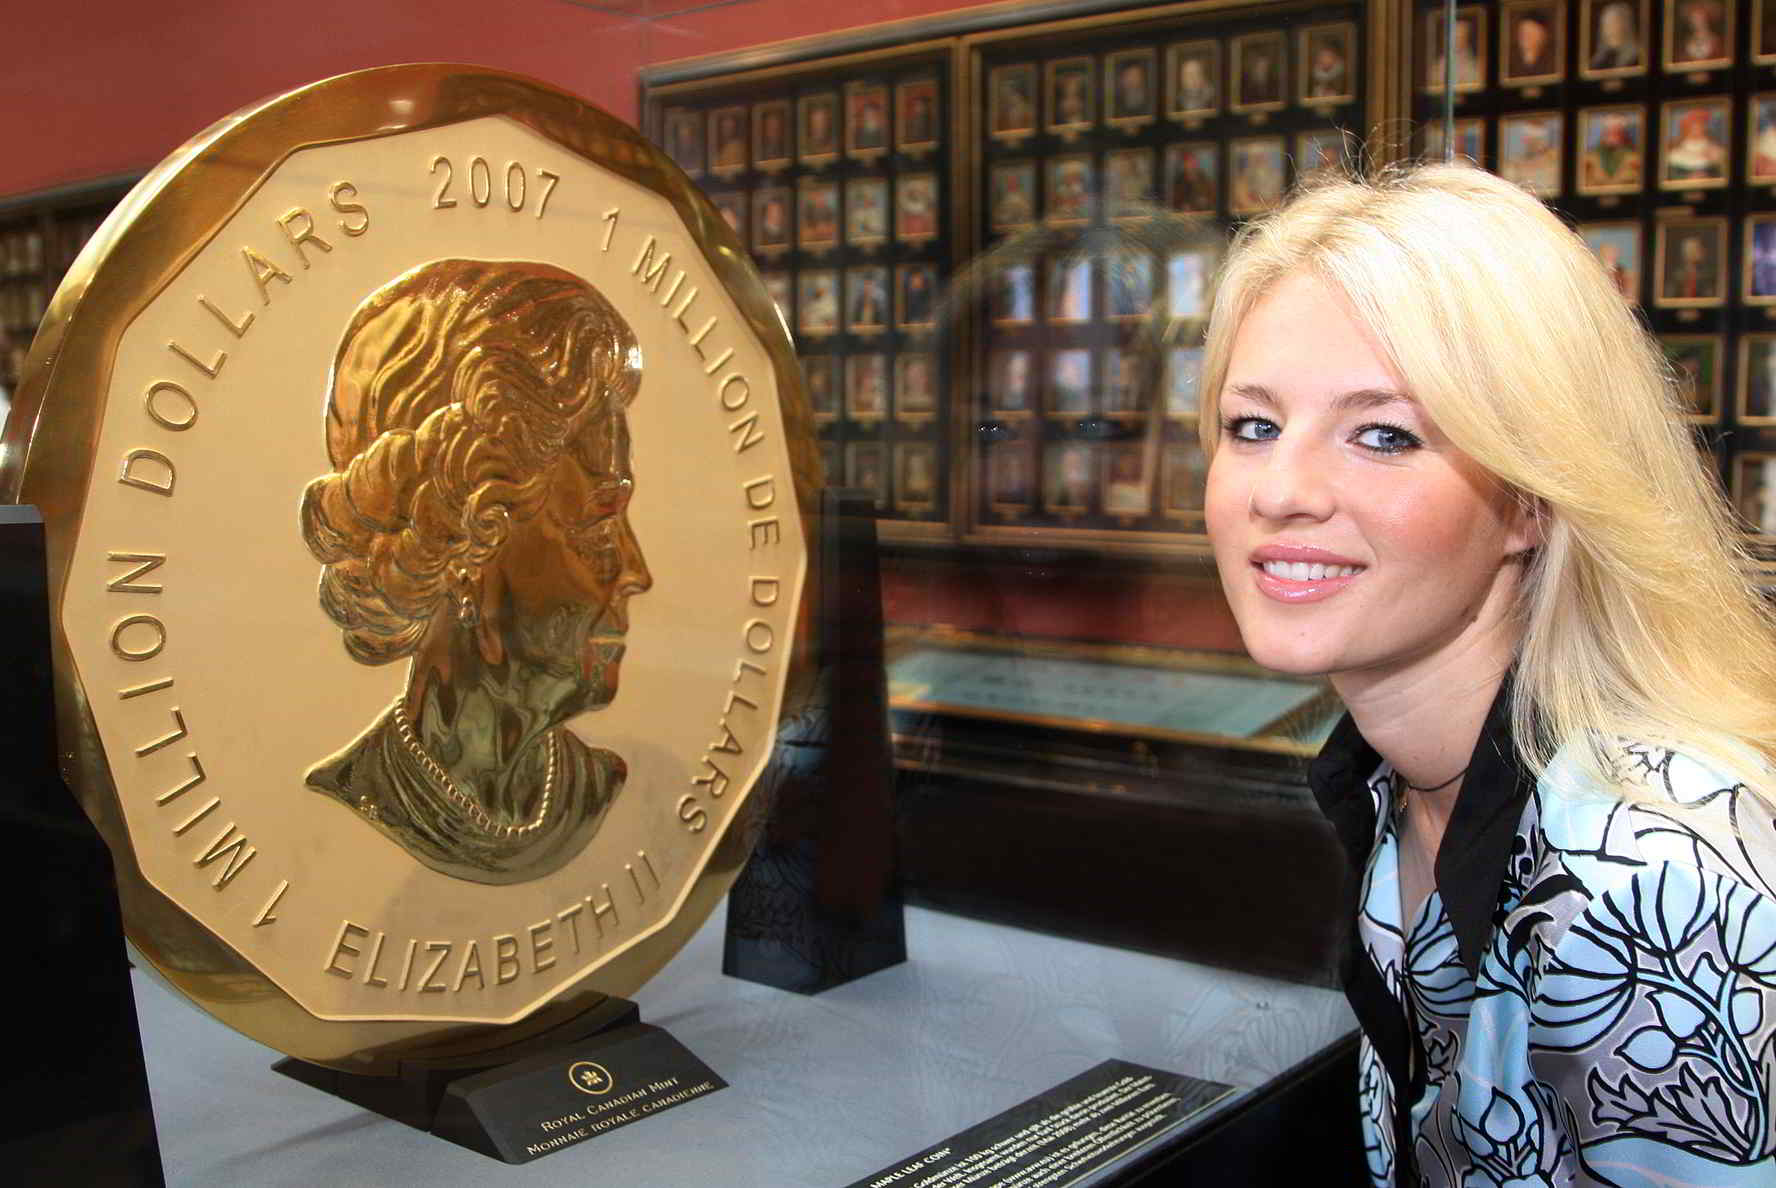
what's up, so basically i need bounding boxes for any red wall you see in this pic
[0,0,1008,199]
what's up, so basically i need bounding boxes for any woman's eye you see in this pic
[1353,423,1422,454]
[1224,415,1280,442]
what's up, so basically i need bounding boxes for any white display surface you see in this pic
[135,905,1354,1186]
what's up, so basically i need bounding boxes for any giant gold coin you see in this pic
[0,64,817,1073]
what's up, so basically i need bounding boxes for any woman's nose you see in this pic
[1248,439,1337,522]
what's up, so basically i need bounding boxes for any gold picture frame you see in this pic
[1045,56,1097,134]
[1733,451,1776,539]
[1576,103,1645,194]
[988,62,1039,143]
[1663,0,1735,74]
[1105,48,1159,129]
[1421,6,1489,94]
[1654,216,1729,308]
[1299,21,1358,106]
[1500,0,1566,88]
[1230,30,1287,114]
[1167,38,1221,121]
[1579,0,1650,79]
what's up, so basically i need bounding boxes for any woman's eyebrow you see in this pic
[1225,382,1413,411]
[1333,388,1414,411]
[1227,382,1276,405]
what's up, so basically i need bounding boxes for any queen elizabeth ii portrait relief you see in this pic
[300,260,651,885]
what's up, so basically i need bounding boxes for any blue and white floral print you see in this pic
[1355,741,1776,1186]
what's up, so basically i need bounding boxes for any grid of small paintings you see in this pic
[1412,0,1776,546]
[657,58,950,522]
[974,10,1363,536]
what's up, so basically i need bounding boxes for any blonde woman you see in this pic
[1201,164,1776,1185]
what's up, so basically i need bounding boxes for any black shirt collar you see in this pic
[1307,669,1534,978]
[1434,669,1536,976]
[1306,710,1383,879]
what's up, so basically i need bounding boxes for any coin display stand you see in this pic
[275,993,726,1164]
[1,507,164,1184]
[723,489,907,993]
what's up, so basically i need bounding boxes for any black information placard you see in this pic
[845,1059,1233,1188]
[431,1022,726,1164]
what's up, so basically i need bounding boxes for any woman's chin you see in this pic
[1240,637,1341,679]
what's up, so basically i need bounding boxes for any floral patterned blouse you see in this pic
[1308,681,1776,1187]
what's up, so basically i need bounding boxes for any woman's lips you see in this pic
[1252,559,1365,604]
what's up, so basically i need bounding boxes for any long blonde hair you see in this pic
[1199,163,1776,800]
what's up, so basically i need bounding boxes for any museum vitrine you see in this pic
[24,0,1776,1180]
[641,2,1776,999]
[639,0,1393,996]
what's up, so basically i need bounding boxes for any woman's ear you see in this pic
[1508,491,1547,560]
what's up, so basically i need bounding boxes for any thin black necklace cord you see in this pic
[1403,766,1468,794]
[1393,766,1470,813]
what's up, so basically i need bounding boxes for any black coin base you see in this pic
[274,997,726,1163]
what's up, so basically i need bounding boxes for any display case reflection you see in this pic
[964,4,1363,543]
[652,51,952,526]
[651,2,1366,546]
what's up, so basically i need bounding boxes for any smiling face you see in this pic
[490,405,651,716]
[1204,271,1536,686]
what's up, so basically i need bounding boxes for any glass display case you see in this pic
[638,0,1387,1002]
[30,0,1735,1181]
